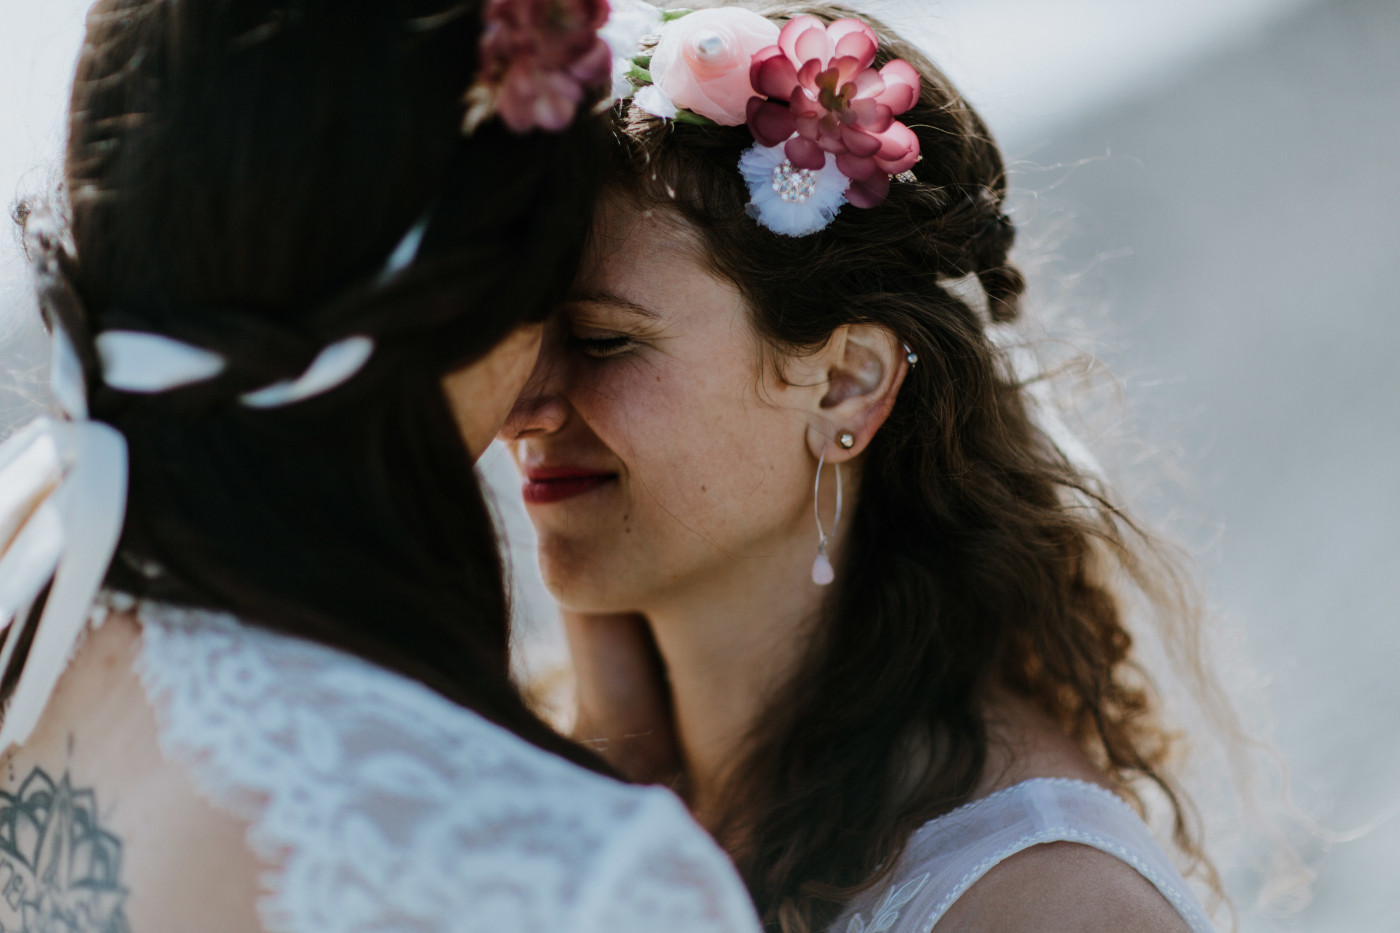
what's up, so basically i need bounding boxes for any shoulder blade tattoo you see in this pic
[0,766,130,933]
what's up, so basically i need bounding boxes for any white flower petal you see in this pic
[634,85,678,120]
[601,0,665,102]
[600,0,664,59]
[738,142,850,237]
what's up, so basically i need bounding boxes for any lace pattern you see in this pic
[129,599,759,933]
[833,778,1217,933]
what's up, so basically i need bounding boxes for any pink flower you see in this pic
[650,9,780,126]
[473,0,613,134]
[746,16,921,208]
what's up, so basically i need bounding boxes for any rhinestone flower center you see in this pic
[770,160,818,203]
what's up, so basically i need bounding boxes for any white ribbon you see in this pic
[0,417,128,751]
[377,215,430,285]
[240,335,375,408]
[96,330,227,394]
[0,322,365,752]
[0,213,419,748]
[91,329,374,407]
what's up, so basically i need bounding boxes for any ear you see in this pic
[803,324,908,462]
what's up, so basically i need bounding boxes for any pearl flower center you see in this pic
[693,33,726,62]
[770,159,819,203]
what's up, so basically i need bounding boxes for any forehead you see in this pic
[577,196,733,311]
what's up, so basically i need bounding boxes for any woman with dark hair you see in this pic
[0,1,760,931]
[505,3,1227,932]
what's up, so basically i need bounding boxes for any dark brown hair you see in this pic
[606,3,1217,928]
[12,0,609,772]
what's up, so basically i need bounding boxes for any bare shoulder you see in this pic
[934,841,1192,933]
[0,612,268,933]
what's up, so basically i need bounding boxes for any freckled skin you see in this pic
[506,203,828,614]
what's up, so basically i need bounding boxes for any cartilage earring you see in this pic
[837,430,855,450]
[811,446,843,586]
[903,342,919,366]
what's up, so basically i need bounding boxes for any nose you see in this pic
[501,335,569,440]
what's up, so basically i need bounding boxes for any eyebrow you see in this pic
[566,290,661,320]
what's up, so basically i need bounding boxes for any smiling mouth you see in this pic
[521,469,618,505]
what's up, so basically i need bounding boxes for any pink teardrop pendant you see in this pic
[811,549,834,586]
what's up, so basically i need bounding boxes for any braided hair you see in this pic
[15,0,609,772]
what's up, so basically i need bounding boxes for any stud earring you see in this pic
[811,446,843,586]
[903,342,919,366]
[837,430,855,450]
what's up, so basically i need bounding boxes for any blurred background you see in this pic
[2,1,1396,929]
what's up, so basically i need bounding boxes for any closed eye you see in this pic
[566,334,635,359]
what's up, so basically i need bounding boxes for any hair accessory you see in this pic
[737,145,847,237]
[95,331,228,394]
[613,8,922,237]
[837,430,855,450]
[0,205,432,746]
[0,385,128,752]
[376,214,431,284]
[811,445,843,586]
[97,209,432,404]
[463,0,614,135]
[240,336,375,409]
[903,343,919,366]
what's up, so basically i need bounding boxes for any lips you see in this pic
[521,466,618,505]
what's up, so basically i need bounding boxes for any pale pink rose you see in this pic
[650,9,780,126]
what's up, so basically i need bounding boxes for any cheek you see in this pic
[579,357,806,540]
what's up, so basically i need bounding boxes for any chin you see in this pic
[536,536,635,614]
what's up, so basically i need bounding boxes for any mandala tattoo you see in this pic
[0,767,130,933]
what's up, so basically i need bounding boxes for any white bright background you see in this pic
[3,2,1396,930]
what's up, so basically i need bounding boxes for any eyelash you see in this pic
[566,334,635,359]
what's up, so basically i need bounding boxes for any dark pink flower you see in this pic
[745,16,921,208]
[473,0,613,134]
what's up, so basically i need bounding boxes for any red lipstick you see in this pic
[522,466,617,505]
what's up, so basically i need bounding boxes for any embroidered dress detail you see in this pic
[130,599,759,933]
[831,778,1216,933]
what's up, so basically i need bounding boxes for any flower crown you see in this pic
[610,3,923,236]
[463,0,615,134]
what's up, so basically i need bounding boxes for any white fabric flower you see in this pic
[738,142,851,237]
[634,84,678,119]
[600,0,664,100]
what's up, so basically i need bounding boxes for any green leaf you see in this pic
[631,53,653,70]
[626,63,653,87]
[660,9,693,22]
[672,109,717,127]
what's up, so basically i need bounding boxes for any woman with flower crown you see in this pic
[0,2,763,931]
[504,3,1228,931]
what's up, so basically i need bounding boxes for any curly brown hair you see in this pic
[605,3,1222,930]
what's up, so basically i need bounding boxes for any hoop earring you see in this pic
[812,446,843,586]
[902,342,919,366]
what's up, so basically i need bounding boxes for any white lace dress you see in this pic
[118,597,761,933]
[831,778,1217,933]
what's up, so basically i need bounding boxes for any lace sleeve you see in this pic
[130,599,761,933]
[575,790,762,933]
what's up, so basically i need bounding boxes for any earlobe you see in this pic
[806,324,908,461]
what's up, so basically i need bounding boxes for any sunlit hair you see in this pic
[605,3,1243,929]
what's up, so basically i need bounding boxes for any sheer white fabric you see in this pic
[122,597,760,933]
[831,778,1217,933]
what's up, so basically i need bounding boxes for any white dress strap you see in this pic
[834,778,1217,933]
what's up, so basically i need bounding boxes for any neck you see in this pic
[644,533,834,828]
